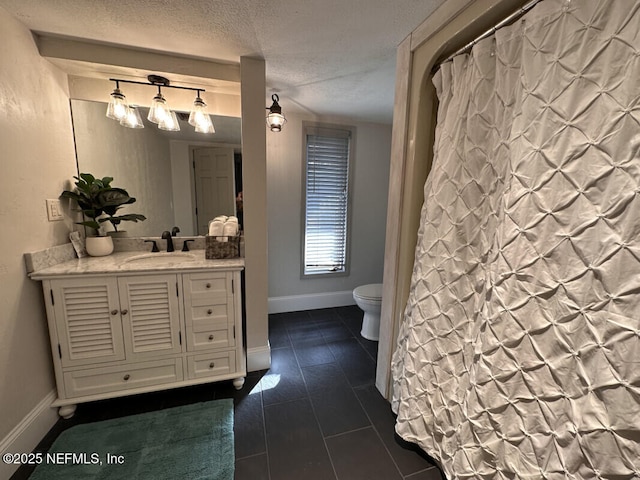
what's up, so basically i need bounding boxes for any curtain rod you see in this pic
[439,0,542,65]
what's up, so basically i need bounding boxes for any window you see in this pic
[303,124,354,276]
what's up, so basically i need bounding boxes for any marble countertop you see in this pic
[29,250,244,279]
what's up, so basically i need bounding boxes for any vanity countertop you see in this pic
[30,249,244,279]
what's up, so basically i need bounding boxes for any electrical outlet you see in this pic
[46,199,64,221]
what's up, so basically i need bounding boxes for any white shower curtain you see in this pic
[392,0,640,478]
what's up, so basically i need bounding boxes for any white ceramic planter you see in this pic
[85,236,114,257]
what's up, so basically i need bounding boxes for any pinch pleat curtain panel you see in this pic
[391,0,640,478]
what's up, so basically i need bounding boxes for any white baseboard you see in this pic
[268,290,356,314]
[0,390,58,480]
[247,344,272,371]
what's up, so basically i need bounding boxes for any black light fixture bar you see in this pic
[108,75,205,94]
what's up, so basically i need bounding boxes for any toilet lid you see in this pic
[354,283,383,300]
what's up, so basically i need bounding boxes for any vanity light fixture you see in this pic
[105,75,215,134]
[266,94,286,132]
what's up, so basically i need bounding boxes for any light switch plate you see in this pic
[46,199,63,221]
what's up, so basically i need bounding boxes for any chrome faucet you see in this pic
[161,231,174,252]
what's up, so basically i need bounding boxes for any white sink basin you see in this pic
[122,252,197,265]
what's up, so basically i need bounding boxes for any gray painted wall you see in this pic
[267,111,392,310]
[0,5,77,448]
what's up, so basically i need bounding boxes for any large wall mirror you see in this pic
[70,99,242,237]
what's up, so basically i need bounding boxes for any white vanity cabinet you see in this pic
[34,258,245,418]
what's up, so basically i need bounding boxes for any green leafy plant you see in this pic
[60,173,146,234]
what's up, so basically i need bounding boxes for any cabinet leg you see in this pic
[233,377,245,390]
[58,404,77,419]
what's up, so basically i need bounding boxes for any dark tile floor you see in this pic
[11,306,445,480]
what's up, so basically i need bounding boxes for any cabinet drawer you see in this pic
[63,358,183,398]
[190,304,230,327]
[183,273,229,307]
[186,325,233,351]
[187,351,236,379]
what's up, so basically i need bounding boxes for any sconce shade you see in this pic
[147,92,171,125]
[106,88,128,121]
[267,112,286,132]
[120,106,144,129]
[158,110,181,131]
[266,94,286,132]
[189,96,215,133]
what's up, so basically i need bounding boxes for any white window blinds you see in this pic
[303,126,352,275]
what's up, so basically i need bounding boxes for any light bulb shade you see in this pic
[147,92,170,124]
[120,106,144,129]
[188,97,206,126]
[106,88,128,121]
[194,115,215,134]
[267,112,286,132]
[189,96,215,134]
[158,110,181,131]
[266,94,286,132]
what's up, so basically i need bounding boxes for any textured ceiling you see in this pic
[0,0,446,124]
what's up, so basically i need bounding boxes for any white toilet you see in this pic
[353,283,383,341]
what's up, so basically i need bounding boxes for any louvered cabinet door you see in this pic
[51,278,126,367]
[117,274,183,360]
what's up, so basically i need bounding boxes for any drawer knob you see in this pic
[121,309,128,315]
[208,334,214,340]
[209,362,215,369]
[111,309,118,315]
[206,283,211,289]
[123,374,130,381]
[207,309,213,315]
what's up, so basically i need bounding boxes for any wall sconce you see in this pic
[105,75,215,134]
[266,94,286,132]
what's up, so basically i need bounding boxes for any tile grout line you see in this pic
[259,381,272,480]
[288,318,341,480]
[351,383,406,479]
[333,308,407,479]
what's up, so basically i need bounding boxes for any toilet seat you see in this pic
[353,283,382,301]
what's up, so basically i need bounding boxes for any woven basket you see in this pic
[205,235,241,259]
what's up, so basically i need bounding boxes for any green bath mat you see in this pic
[29,399,234,480]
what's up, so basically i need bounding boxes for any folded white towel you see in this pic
[213,215,228,223]
[226,216,238,223]
[208,220,224,238]
[222,221,238,239]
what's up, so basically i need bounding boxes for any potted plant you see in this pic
[61,173,146,256]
